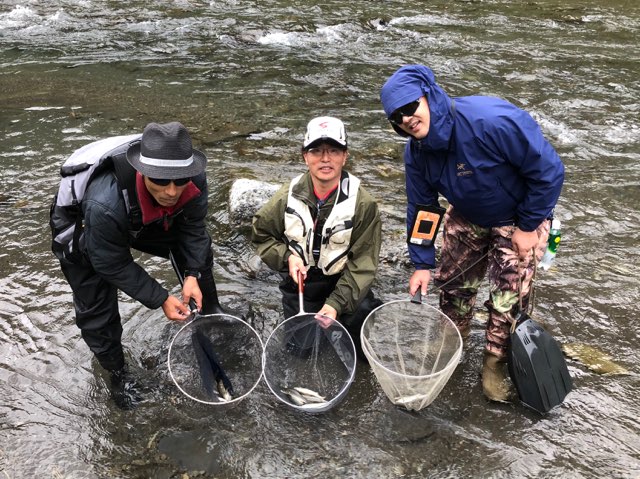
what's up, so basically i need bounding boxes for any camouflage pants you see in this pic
[435,207,550,359]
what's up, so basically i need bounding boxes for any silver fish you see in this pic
[217,379,233,402]
[282,387,306,406]
[292,387,326,403]
[393,393,430,408]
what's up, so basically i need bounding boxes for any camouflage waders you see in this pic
[435,207,550,359]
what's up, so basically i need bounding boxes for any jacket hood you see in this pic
[380,64,455,149]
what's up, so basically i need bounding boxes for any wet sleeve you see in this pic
[404,142,439,269]
[83,198,168,309]
[250,184,291,272]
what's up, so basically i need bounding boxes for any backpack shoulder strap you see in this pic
[111,152,142,229]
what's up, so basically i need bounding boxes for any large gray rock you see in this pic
[229,178,280,223]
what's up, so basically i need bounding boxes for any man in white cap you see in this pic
[251,116,382,357]
[50,121,225,408]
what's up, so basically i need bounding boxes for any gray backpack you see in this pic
[49,134,141,262]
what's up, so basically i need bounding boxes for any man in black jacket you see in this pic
[51,122,224,408]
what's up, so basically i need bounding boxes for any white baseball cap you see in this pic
[303,116,347,149]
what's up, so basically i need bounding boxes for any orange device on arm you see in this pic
[408,204,446,247]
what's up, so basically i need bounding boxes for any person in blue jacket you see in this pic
[380,65,564,402]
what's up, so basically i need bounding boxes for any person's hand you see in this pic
[288,255,307,284]
[162,295,192,321]
[182,275,203,311]
[511,227,539,260]
[409,269,431,296]
[315,304,337,329]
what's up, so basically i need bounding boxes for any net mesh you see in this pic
[168,314,264,405]
[361,300,462,411]
[263,313,356,413]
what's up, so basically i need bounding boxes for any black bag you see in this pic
[508,310,573,413]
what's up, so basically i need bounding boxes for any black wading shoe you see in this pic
[109,366,144,410]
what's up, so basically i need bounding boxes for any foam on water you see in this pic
[258,23,355,48]
[389,13,468,28]
[603,122,640,144]
[0,5,38,27]
[24,106,65,111]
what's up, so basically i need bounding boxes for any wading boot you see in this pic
[458,324,471,340]
[482,353,515,403]
[109,365,143,410]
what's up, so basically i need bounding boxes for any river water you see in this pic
[1,0,639,478]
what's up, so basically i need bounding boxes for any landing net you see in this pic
[361,300,462,411]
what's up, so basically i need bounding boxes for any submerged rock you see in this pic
[561,343,630,375]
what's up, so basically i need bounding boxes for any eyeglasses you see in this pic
[388,99,421,126]
[147,177,192,186]
[305,147,345,159]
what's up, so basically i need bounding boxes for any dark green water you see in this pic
[1,1,639,478]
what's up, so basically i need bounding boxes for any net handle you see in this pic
[297,270,305,314]
[511,247,538,334]
[169,250,199,315]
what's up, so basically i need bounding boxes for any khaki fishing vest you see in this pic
[284,173,360,276]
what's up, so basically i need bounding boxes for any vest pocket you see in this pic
[323,220,353,245]
[284,208,307,244]
[323,248,351,275]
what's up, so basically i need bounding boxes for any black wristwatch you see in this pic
[184,269,201,279]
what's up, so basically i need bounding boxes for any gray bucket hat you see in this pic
[126,122,207,179]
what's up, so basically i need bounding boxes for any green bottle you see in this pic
[539,219,561,270]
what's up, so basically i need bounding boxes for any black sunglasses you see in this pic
[388,99,421,126]
[147,177,192,186]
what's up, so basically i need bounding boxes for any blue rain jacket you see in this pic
[380,65,564,269]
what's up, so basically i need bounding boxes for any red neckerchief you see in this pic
[136,173,201,230]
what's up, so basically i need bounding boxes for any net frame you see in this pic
[361,300,463,411]
[168,313,265,405]
[263,313,357,413]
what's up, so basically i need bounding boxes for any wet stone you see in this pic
[228,178,280,223]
